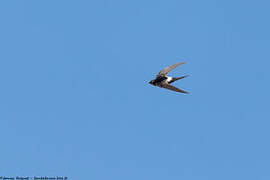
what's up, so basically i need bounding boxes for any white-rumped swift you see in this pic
[149,62,189,94]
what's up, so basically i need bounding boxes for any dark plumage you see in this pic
[149,62,189,94]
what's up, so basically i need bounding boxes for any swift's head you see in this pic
[149,80,155,86]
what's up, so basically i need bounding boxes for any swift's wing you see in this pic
[160,82,188,94]
[158,62,185,76]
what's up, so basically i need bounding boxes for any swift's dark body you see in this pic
[149,62,189,94]
[150,76,167,85]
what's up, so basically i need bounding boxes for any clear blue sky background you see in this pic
[1,0,270,179]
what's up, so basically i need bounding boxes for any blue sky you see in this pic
[1,0,270,179]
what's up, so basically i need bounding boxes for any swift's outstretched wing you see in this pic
[159,82,188,94]
[158,62,185,76]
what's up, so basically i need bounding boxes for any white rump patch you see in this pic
[166,77,173,82]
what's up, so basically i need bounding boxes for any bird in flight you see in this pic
[149,62,189,94]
